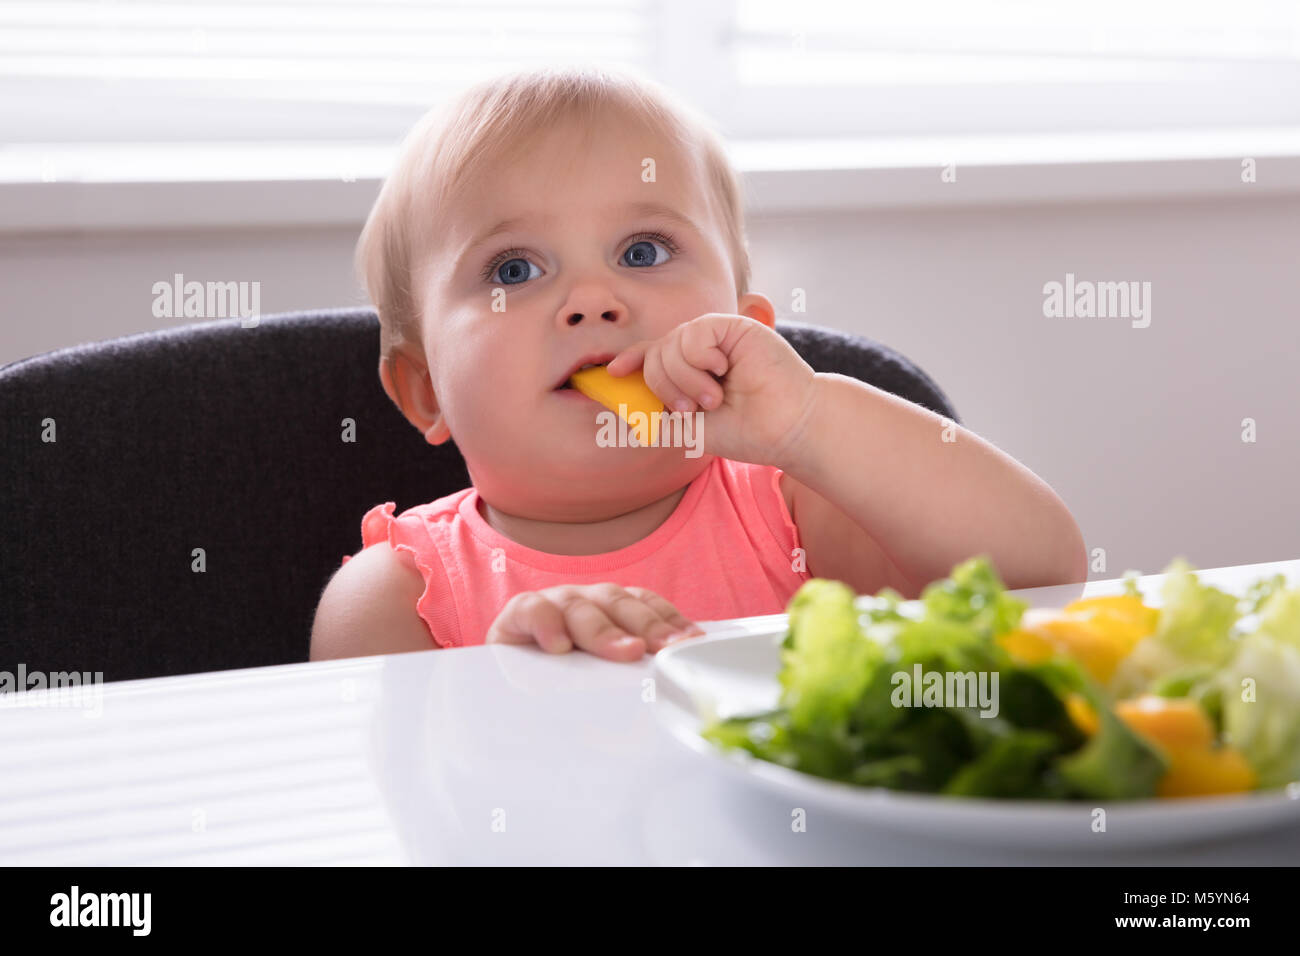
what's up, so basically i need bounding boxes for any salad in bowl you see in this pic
[700,557,1300,800]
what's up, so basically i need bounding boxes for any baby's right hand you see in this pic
[484,583,707,661]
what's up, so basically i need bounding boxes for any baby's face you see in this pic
[406,113,771,522]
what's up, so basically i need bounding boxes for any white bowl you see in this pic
[652,627,1300,849]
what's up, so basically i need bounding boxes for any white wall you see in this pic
[2,192,1296,578]
[749,195,1300,578]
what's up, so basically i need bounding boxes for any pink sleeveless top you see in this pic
[341,456,811,648]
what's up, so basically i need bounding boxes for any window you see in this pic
[719,0,1300,135]
[2,0,1297,145]
[0,0,658,142]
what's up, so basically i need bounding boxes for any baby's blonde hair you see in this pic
[355,64,752,371]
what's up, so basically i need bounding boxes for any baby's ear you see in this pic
[380,349,451,445]
[738,292,776,330]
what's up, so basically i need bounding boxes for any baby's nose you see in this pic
[565,309,620,326]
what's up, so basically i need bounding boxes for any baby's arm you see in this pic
[309,542,437,660]
[779,471,919,598]
[777,373,1088,597]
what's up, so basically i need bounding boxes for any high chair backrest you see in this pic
[0,308,959,682]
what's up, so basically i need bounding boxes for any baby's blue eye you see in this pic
[623,239,672,267]
[494,257,540,285]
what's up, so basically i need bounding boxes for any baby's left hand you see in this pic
[605,313,818,467]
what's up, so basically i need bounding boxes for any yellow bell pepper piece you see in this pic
[1115,695,1215,749]
[1030,616,1128,684]
[1155,745,1256,798]
[1064,693,1254,797]
[997,597,1157,685]
[1065,693,1100,736]
[568,365,665,447]
[996,628,1056,665]
[1062,595,1159,655]
[1112,695,1254,797]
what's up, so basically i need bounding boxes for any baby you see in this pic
[310,66,1087,664]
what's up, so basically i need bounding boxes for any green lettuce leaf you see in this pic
[778,579,881,736]
[1242,573,1291,617]
[918,555,1027,638]
[1113,558,1240,696]
[1152,558,1239,665]
[1218,630,1300,788]
[1255,585,1300,647]
[1053,702,1167,799]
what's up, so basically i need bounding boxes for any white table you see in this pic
[2,558,1298,865]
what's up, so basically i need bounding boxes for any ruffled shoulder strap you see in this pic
[339,502,459,647]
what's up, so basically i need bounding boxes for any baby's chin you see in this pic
[486,475,693,526]
[470,443,709,508]
[541,439,706,483]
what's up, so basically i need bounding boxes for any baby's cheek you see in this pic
[452,393,546,460]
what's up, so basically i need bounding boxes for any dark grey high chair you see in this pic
[0,308,959,682]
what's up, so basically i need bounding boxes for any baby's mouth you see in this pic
[554,362,608,391]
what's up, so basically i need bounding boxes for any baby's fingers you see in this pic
[485,592,573,653]
[562,595,647,661]
[587,586,687,655]
[606,343,647,377]
[660,344,724,412]
[624,586,706,646]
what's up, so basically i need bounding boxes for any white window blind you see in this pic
[0,0,661,142]
[2,0,1298,144]
[733,0,1300,85]
[722,0,1300,135]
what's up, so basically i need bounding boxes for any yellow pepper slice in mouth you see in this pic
[567,365,665,446]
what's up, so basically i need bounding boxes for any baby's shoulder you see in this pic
[345,537,423,585]
[310,542,432,659]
